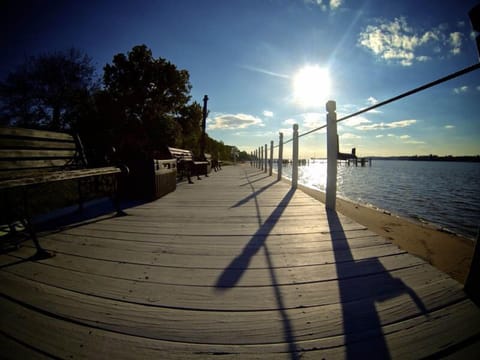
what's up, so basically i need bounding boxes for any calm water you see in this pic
[279,160,480,239]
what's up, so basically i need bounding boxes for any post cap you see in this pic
[293,124,299,131]
[326,100,336,113]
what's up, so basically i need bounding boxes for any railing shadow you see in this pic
[239,175,271,186]
[216,171,300,359]
[230,180,279,209]
[326,209,428,358]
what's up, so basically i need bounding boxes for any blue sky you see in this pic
[1,0,479,157]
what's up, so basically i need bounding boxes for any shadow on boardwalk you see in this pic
[216,171,300,359]
[327,209,428,358]
[216,167,428,359]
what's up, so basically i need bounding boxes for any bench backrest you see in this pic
[0,127,84,180]
[168,147,193,162]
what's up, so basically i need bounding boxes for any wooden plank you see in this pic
[0,297,296,359]
[0,126,73,141]
[45,230,390,252]
[22,237,407,269]
[0,158,70,171]
[0,270,472,345]
[0,137,76,150]
[0,332,52,360]
[0,149,76,159]
[60,226,381,246]
[0,166,121,189]
[4,249,424,287]
[1,280,479,359]
[1,259,452,311]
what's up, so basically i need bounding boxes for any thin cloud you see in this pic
[263,110,274,117]
[358,17,464,66]
[367,96,379,105]
[240,65,289,79]
[384,133,425,144]
[284,118,297,125]
[305,0,343,11]
[341,133,362,139]
[444,125,455,129]
[343,116,371,127]
[301,112,324,129]
[453,85,468,94]
[356,119,417,130]
[449,32,463,55]
[208,113,263,130]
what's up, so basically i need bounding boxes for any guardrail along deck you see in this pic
[1,164,479,359]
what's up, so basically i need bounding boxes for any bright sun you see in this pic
[292,65,331,108]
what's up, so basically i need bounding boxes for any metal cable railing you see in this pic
[280,62,480,146]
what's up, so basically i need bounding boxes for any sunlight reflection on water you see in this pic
[277,160,480,239]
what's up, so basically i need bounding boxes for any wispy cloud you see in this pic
[305,0,343,11]
[384,133,425,144]
[367,96,379,105]
[356,119,417,130]
[449,32,463,55]
[358,17,464,66]
[263,110,274,117]
[240,65,289,79]
[444,124,455,129]
[301,112,324,130]
[341,133,362,139]
[208,113,263,130]
[343,116,371,127]
[404,139,426,144]
[453,85,469,94]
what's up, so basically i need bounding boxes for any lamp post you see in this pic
[200,95,208,160]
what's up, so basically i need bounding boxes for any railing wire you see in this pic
[278,62,480,147]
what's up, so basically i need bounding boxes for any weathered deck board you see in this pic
[1,164,479,359]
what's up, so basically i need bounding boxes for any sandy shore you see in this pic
[293,182,475,284]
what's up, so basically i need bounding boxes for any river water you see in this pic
[278,160,480,239]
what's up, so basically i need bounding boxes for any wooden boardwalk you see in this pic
[1,164,480,359]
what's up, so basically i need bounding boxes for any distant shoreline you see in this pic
[307,156,480,163]
[367,155,480,163]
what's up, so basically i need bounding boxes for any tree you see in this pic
[0,48,98,130]
[99,45,193,158]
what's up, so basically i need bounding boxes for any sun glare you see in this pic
[292,65,331,108]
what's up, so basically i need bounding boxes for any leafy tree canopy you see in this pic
[98,45,199,159]
[0,48,98,130]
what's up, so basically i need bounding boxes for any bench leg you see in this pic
[21,219,54,260]
[113,196,127,217]
[112,176,127,217]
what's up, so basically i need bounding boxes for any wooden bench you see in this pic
[0,127,128,259]
[167,147,209,184]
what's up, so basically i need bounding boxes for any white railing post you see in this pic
[260,146,264,170]
[278,132,283,181]
[326,100,338,210]
[292,124,299,188]
[269,140,274,176]
[264,144,268,173]
[258,147,261,169]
